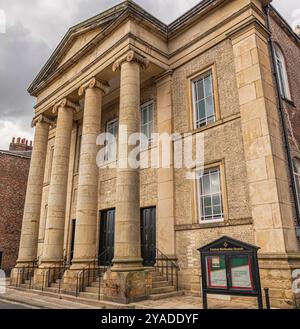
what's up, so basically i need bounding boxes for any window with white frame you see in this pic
[293,158,300,210]
[192,71,216,129]
[140,101,154,148]
[197,167,224,222]
[104,118,118,162]
[274,44,291,100]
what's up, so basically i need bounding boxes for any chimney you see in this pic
[9,136,33,152]
[295,25,300,37]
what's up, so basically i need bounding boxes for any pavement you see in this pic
[0,286,258,310]
[0,299,36,309]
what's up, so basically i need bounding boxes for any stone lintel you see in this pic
[112,49,150,72]
[78,77,110,96]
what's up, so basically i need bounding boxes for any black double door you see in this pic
[97,207,156,267]
[141,207,156,267]
[99,209,115,266]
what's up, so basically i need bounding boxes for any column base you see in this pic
[103,269,151,304]
[259,253,300,309]
[10,268,22,287]
[112,257,144,272]
[10,261,37,286]
[33,268,49,290]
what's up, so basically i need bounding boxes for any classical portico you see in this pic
[11,0,300,308]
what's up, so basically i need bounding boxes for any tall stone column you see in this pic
[41,98,79,267]
[104,50,150,304]
[71,78,110,267]
[11,115,51,284]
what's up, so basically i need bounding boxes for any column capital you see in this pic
[52,98,80,115]
[112,49,150,72]
[31,114,54,128]
[78,77,110,96]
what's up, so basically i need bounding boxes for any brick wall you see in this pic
[0,152,30,274]
[270,12,300,241]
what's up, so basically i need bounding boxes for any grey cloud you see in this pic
[0,0,298,149]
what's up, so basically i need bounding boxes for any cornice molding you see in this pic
[112,49,149,72]
[31,114,54,128]
[78,77,110,96]
[52,98,80,115]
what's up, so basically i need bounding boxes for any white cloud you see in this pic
[0,120,33,150]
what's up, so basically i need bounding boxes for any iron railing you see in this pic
[41,259,70,293]
[75,249,112,300]
[155,248,180,290]
[15,261,38,288]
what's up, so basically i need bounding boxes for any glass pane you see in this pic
[196,79,204,100]
[213,204,222,216]
[204,74,212,97]
[142,108,148,125]
[203,196,211,208]
[230,256,253,290]
[210,171,220,194]
[202,175,211,195]
[198,100,206,122]
[148,104,154,123]
[205,96,215,118]
[206,255,227,289]
[212,194,221,207]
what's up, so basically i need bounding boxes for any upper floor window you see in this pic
[141,100,154,148]
[75,133,82,173]
[293,158,300,210]
[274,44,291,100]
[197,167,224,223]
[104,118,118,162]
[47,146,54,182]
[192,71,215,129]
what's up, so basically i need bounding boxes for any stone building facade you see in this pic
[11,0,300,308]
[0,138,32,274]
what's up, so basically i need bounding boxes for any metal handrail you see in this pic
[15,260,38,288]
[75,249,112,300]
[155,248,180,290]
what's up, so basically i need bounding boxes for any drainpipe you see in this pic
[264,5,300,239]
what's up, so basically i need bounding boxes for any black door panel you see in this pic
[141,207,156,267]
[99,209,115,266]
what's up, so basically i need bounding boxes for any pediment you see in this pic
[57,28,102,68]
[28,1,168,96]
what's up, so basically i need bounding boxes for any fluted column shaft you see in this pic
[41,99,78,266]
[17,116,51,265]
[72,78,109,266]
[113,51,149,271]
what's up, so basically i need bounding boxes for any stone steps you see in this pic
[152,275,168,282]
[80,292,103,300]
[44,287,60,294]
[90,281,104,288]
[151,285,176,295]
[84,286,104,294]
[148,290,185,301]
[152,280,171,289]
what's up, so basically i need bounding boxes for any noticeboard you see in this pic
[198,236,263,309]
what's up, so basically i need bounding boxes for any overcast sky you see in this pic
[0,0,299,150]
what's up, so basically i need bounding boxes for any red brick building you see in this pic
[0,138,32,274]
[269,8,300,239]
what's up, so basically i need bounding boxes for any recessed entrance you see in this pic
[99,209,115,266]
[69,219,76,261]
[141,207,156,267]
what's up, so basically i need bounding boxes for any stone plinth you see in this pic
[103,269,151,304]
